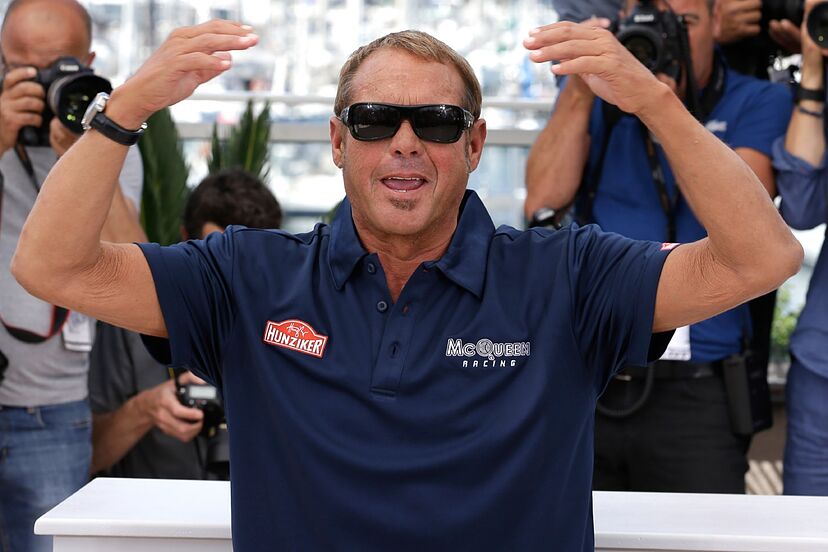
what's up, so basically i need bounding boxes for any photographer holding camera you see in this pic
[553,0,807,80]
[525,0,792,493]
[0,1,144,550]
[88,169,282,481]
[767,0,828,496]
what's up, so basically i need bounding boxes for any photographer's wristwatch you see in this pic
[81,92,147,146]
[795,85,826,104]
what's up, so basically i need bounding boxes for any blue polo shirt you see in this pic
[139,191,671,551]
[578,67,791,361]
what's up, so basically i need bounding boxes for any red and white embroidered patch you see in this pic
[660,242,680,251]
[263,319,328,358]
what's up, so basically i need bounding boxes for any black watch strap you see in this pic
[795,85,826,104]
[90,112,146,146]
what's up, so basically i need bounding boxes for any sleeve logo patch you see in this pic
[263,319,328,358]
[660,242,680,251]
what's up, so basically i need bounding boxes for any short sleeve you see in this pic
[88,323,135,414]
[727,82,792,157]
[137,228,238,387]
[566,224,672,392]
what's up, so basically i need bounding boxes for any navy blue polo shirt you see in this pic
[139,191,671,551]
[579,67,791,361]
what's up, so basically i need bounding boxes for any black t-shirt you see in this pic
[88,322,207,479]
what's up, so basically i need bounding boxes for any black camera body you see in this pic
[177,381,230,479]
[762,0,803,26]
[614,0,687,81]
[10,56,112,147]
[177,382,225,432]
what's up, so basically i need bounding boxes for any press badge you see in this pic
[660,325,691,361]
[63,311,94,352]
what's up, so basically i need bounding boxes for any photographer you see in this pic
[88,169,282,480]
[769,0,828,496]
[525,0,792,493]
[0,0,144,550]
[553,0,799,79]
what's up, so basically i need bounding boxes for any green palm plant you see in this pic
[137,107,190,245]
[208,100,271,180]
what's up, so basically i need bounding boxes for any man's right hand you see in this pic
[0,67,44,156]
[137,371,205,443]
[106,19,258,130]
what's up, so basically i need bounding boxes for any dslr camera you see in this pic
[613,0,688,81]
[0,56,111,147]
[177,381,230,479]
[762,0,828,47]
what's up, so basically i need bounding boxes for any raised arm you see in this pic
[12,20,258,337]
[525,22,803,333]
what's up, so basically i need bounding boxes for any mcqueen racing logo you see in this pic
[263,319,328,358]
[445,338,531,368]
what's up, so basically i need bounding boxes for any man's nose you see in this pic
[389,119,421,156]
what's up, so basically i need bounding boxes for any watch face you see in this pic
[81,92,109,130]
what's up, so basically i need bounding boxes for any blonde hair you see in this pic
[334,30,482,120]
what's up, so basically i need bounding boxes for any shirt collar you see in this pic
[328,190,494,298]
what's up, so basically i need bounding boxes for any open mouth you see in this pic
[381,176,427,193]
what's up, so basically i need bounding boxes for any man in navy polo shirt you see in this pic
[525,0,792,494]
[13,19,801,551]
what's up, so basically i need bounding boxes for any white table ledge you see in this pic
[35,478,828,551]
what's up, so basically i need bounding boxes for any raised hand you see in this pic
[138,371,205,443]
[0,67,44,156]
[524,21,670,117]
[107,19,258,129]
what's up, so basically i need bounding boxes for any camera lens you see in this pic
[47,73,111,134]
[807,3,828,48]
[624,35,659,69]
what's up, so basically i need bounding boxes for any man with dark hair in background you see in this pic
[0,1,144,550]
[525,0,792,493]
[182,168,283,239]
[88,169,281,480]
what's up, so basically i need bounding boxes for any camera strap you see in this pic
[576,102,625,226]
[579,55,727,230]
[0,145,70,343]
[642,131,679,243]
[14,144,43,195]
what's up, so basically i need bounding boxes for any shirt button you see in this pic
[376,300,388,313]
[402,304,411,315]
[366,262,377,274]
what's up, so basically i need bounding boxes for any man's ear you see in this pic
[466,118,487,173]
[330,116,345,169]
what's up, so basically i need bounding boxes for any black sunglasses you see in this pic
[339,103,474,144]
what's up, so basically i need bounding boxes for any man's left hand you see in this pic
[49,118,80,157]
[524,21,670,117]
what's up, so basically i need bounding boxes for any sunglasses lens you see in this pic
[412,105,466,143]
[348,104,400,140]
